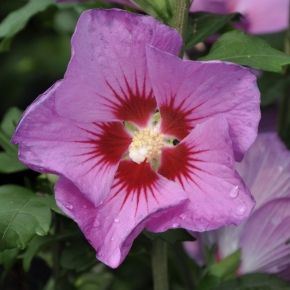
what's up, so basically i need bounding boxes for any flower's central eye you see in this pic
[129,128,164,164]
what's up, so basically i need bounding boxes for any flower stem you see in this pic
[150,4,192,290]
[171,0,192,55]
[52,215,62,290]
[152,239,169,290]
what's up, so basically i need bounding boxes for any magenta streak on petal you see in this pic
[73,122,132,175]
[109,160,159,215]
[101,73,157,127]
[160,96,208,140]
[159,143,210,191]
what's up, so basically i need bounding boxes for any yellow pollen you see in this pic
[129,128,164,164]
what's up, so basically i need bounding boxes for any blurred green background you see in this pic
[0,0,74,118]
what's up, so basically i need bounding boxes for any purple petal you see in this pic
[12,82,131,206]
[55,9,182,124]
[234,0,288,34]
[184,240,205,266]
[55,168,187,268]
[197,133,290,275]
[146,46,260,160]
[239,198,290,274]
[190,0,288,34]
[215,225,242,259]
[147,117,255,233]
[190,0,228,14]
[236,133,290,209]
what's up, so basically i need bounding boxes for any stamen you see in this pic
[129,128,164,164]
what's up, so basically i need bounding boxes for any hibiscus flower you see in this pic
[186,133,290,276]
[191,0,289,34]
[12,9,260,267]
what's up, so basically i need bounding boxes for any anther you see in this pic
[128,128,164,164]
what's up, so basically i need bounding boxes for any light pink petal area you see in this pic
[234,0,289,34]
[184,240,205,266]
[236,133,290,209]
[190,0,288,34]
[55,164,187,268]
[215,225,242,259]
[56,9,182,126]
[240,198,290,274]
[147,117,255,233]
[190,0,228,14]
[12,82,131,206]
[198,133,290,274]
[147,46,260,160]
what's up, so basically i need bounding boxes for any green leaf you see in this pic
[202,30,290,72]
[22,232,77,271]
[0,152,26,174]
[75,268,113,290]
[41,195,63,215]
[35,174,63,214]
[0,130,16,155]
[0,185,52,250]
[197,274,221,290]
[0,0,53,51]
[213,273,290,290]
[1,107,22,136]
[208,250,241,279]
[133,0,174,23]
[60,237,97,272]
[186,13,236,48]
[0,248,19,270]
[196,250,241,290]
[144,229,195,244]
[0,107,26,173]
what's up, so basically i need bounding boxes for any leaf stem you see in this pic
[174,244,196,289]
[171,0,192,55]
[152,239,169,290]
